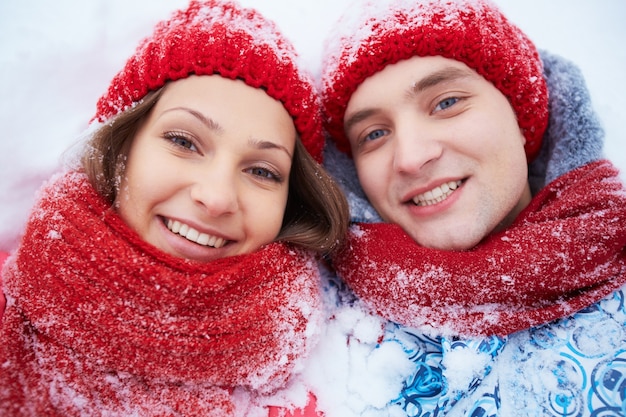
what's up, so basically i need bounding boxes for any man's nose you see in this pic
[392,120,444,174]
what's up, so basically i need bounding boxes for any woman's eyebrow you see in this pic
[161,106,224,133]
[159,106,292,158]
[249,138,293,159]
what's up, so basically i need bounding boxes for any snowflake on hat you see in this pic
[95,0,324,162]
[321,0,548,162]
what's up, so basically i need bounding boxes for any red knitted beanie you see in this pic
[94,0,324,162]
[321,0,549,162]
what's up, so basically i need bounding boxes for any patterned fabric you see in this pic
[390,286,626,417]
[309,271,626,417]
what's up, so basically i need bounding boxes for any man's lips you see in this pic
[411,180,463,206]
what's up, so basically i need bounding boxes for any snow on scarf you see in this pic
[333,160,626,337]
[0,171,322,416]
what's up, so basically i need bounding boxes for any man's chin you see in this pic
[405,226,483,252]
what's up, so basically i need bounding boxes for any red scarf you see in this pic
[333,160,626,336]
[0,171,322,416]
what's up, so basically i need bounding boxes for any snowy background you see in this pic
[0,0,624,253]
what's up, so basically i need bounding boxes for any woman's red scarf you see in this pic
[0,171,322,416]
[333,160,626,337]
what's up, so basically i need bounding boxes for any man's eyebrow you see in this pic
[344,66,476,135]
[344,108,379,136]
[411,66,476,94]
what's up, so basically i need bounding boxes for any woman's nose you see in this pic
[190,170,239,216]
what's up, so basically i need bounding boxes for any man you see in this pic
[319,0,626,415]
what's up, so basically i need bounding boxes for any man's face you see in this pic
[344,56,531,250]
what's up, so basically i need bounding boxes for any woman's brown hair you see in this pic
[82,87,349,255]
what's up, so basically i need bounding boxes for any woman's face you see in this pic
[116,75,296,262]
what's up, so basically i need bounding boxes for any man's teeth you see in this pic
[166,219,226,248]
[412,180,462,206]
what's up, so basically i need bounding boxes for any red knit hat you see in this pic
[94,0,324,162]
[321,0,549,162]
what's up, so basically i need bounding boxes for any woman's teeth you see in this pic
[412,180,462,206]
[166,219,226,248]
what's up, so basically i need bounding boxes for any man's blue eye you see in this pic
[365,129,386,142]
[435,97,459,111]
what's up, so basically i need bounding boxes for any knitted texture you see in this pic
[323,51,605,223]
[333,160,626,337]
[94,0,324,162]
[528,50,604,192]
[0,171,323,416]
[321,0,548,161]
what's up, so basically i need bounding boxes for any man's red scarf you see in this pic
[333,160,626,336]
[0,171,322,416]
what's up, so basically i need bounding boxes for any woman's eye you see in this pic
[247,166,283,182]
[171,136,196,151]
[434,97,459,112]
[164,132,197,151]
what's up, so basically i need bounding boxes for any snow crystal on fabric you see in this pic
[321,0,548,160]
[0,170,324,416]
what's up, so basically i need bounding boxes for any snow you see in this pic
[0,0,625,415]
[299,300,414,416]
